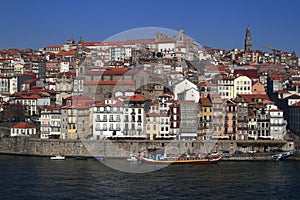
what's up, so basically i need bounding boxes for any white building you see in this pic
[11,122,36,137]
[9,76,18,94]
[11,94,51,116]
[93,99,124,139]
[269,108,286,140]
[123,94,149,138]
[40,106,62,139]
[173,79,199,102]
[0,75,10,95]
[233,76,252,98]
[217,77,234,99]
[158,112,170,138]
[59,61,70,72]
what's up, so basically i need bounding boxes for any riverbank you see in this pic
[0,136,295,159]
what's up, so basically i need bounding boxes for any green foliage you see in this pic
[0,103,26,122]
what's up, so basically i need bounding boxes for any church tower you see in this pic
[176,28,186,46]
[244,27,252,51]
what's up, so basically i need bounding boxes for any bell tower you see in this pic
[244,26,252,51]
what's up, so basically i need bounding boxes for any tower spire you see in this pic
[244,26,252,51]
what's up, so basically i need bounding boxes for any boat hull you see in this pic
[74,156,88,160]
[50,156,65,160]
[136,156,222,165]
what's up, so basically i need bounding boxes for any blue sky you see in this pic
[1,0,300,55]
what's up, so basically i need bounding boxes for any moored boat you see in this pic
[136,155,222,165]
[272,151,293,161]
[74,156,88,160]
[127,155,138,162]
[93,157,104,161]
[50,155,65,160]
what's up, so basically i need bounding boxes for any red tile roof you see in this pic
[290,101,300,107]
[270,74,285,81]
[200,98,212,107]
[57,50,76,56]
[234,68,258,79]
[64,95,94,101]
[199,81,216,87]
[95,100,124,107]
[125,94,150,101]
[21,94,42,99]
[150,100,158,106]
[84,81,135,85]
[61,104,90,109]
[11,122,36,129]
[238,94,270,104]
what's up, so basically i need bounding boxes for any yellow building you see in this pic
[146,112,160,140]
[199,97,212,140]
[61,105,92,140]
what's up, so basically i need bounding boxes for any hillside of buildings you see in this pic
[0,28,300,144]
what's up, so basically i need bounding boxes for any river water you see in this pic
[0,155,300,199]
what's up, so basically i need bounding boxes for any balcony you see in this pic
[257,119,268,122]
[96,118,107,122]
[270,123,286,126]
[109,127,121,131]
[109,118,119,122]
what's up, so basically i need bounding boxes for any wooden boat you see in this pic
[136,155,222,165]
[50,155,65,160]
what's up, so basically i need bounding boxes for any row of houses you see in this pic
[9,90,287,142]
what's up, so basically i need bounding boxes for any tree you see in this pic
[1,103,26,122]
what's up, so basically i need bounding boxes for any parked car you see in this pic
[273,149,284,153]
[222,150,231,158]
[234,150,244,155]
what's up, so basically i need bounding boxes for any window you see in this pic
[153,125,156,130]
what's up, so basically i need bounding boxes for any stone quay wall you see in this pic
[0,137,294,158]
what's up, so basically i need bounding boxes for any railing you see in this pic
[237,119,248,123]
[109,128,121,131]
[95,119,107,122]
[109,118,121,122]
[270,123,286,126]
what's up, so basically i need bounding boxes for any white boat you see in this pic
[50,155,65,160]
[127,155,138,162]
